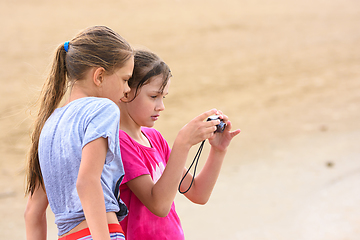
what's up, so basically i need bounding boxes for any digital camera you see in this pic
[207,116,226,133]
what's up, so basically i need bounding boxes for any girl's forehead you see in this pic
[146,75,169,88]
[141,76,170,94]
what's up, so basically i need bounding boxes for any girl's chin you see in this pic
[144,121,155,128]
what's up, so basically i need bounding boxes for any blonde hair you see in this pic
[25,26,133,196]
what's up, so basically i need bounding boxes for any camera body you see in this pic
[207,116,226,133]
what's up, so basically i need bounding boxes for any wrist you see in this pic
[210,146,228,155]
[173,136,192,152]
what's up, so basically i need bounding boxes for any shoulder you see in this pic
[87,97,119,113]
[141,127,163,139]
[119,129,132,141]
[142,127,169,152]
[119,130,139,150]
[79,97,120,120]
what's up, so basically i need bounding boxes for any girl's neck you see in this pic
[63,81,96,106]
[122,126,151,148]
[120,116,151,148]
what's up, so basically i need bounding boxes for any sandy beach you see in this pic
[0,0,359,239]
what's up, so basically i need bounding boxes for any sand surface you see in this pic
[0,0,359,239]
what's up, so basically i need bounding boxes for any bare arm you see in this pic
[181,117,241,204]
[77,137,111,240]
[25,184,48,240]
[126,109,220,217]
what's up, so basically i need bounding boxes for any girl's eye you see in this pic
[151,95,157,99]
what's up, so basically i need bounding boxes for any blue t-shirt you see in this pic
[38,97,127,236]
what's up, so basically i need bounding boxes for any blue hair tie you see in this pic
[64,41,69,52]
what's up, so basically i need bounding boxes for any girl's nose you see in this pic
[124,81,131,93]
[156,99,165,111]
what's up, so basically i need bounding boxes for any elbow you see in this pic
[146,188,173,217]
[76,177,92,197]
[196,199,209,205]
[193,198,209,205]
[150,204,172,218]
[24,187,48,226]
[76,180,84,197]
[24,204,46,223]
[188,195,210,205]
[153,211,170,218]
[24,207,30,222]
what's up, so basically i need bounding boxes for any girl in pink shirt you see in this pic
[118,49,240,239]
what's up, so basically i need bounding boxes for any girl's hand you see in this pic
[208,112,241,152]
[176,109,221,148]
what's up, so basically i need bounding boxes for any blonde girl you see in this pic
[24,26,134,240]
[118,49,241,239]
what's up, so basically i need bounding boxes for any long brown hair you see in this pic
[25,26,133,196]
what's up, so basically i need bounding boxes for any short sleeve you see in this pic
[142,127,171,164]
[120,137,151,184]
[82,100,120,164]
[153,129,171,163]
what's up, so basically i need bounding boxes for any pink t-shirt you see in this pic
[119,127,184,240]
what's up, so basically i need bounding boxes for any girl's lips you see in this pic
[151,115,160,121]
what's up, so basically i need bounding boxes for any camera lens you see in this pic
[216,120,226,133]
[207,116,226,133]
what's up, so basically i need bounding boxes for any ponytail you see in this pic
[25,44,68,195]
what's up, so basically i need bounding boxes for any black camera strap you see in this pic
[178,140,206,194]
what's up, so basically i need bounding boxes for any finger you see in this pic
[225,120,239,134]
[212,110,229,123]
[205,118,221,128]
[208,132,216,140]
[230,129,241,138]
[225,120,232,130]
[220,113,229,123]
[226,121,241,137]
[196,109,218,121]
[215,110,224,120]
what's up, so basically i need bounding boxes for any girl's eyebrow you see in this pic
[149,90,163,93]
[149,90,168,95]
[115,73,132,79]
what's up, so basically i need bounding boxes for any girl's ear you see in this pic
[93,67,105,87]
[121,92,131,103]
[121,91,135,103]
